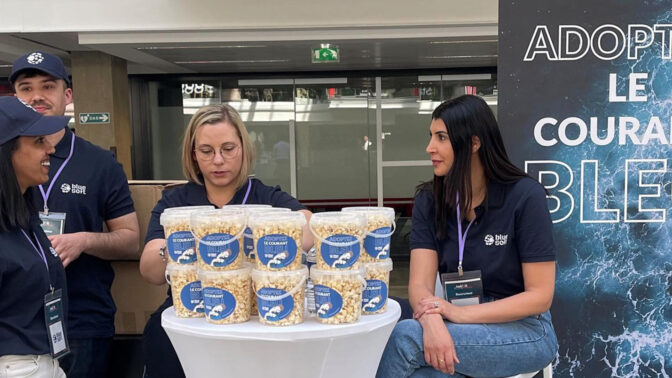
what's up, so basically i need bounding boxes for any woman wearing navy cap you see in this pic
[139,104,313,378]
[0,97,71,377]
[377,95,558,377]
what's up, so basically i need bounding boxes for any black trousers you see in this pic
[143,297,185,378]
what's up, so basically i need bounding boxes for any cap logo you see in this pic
[27,52,44,65]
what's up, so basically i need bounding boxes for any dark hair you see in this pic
[425,95,527,239]
[12,69,70,90]
[0,138,34,232]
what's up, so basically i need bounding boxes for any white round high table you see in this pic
[162,299,401,378]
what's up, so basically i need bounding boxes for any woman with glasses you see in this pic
[0,97,71,377]
[139,104,313,378]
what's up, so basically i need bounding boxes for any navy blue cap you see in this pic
[9,51,71,87]
[0,96,70,145]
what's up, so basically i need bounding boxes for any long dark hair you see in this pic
[425,95,526,239]
[0,138,34,232]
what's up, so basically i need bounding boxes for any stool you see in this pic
[506,362,552,378]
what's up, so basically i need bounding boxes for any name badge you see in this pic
[39,212,66,236]
[44,289,69,359]
[441,270,483,307]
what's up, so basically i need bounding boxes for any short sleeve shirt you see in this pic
[31,127,135,339]
[0,214,68,356]
[410,177,555,299]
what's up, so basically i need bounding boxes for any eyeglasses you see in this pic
[194,144,240,161]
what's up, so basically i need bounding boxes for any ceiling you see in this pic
[0,27,498,78]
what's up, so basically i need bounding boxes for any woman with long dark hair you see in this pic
[0,96,71,377]
[377,95,558,377]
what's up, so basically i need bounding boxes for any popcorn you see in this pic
[161,206,213,264]
[166,263,204,318]
[310,267,365,324]
[362,260,393,315]
[309,212,366,270]
[199,264,252,324]
[251,266,308,326]
[191,209,246,271]
[249,212,306,271]
[342,207,395,262]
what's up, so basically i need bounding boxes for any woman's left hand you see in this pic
[414,296,458,321]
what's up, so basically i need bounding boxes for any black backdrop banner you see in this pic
[499,1,672,377]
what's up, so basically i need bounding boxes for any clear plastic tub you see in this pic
[166,263,204,318]
[310,267,366,324]
[249,211,306,271]
[190,209,246,271]
[163,205,215,214]
[309,212,367,270]
[342,207,395,262]
[199,264,252,324]
[362,259,393,315]
[251,266,308,326]
[160,206,214,264]
[242,207,291,263]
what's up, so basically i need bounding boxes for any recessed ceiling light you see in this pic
[423,55,498,59]
[0,64,12,68]
[175,59,290,64]
[138,45,267,50]
[429,40,497,44]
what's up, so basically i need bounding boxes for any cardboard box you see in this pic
[111,180,186,335]
[128,180,187,253]
[111,261,168,335]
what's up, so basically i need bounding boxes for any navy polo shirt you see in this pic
[0,215,68,356]
[145,177,306,243]
[410,177,555,299]
[32,127,135,339]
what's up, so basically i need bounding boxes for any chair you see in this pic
[434,274,553,378]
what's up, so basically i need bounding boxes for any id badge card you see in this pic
[39,212,66,236]
[441,270,483,307]
[44,289,70,359]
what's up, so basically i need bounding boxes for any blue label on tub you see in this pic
[363,227,391,259]
[180,281,204,312]
[321,234,359,268]
[244,227,254,259]
[257,287,294,321]
[314,284,343,319]
[167,231,197,264]
[202,287,236,320]
[257,234,298,268]
[362,279,388,313]
[198,233,239,267]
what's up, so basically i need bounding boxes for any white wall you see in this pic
[1,0,497,32]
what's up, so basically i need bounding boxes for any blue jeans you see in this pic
[376,311,557,378]
[58,337,112,378]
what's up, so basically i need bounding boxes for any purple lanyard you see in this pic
[39,132,75,214]
[21,229,49,273]
[241,178,252,204]
[456,194,475,276]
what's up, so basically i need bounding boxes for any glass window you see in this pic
[295,78,376,201]
[222,78,294,193]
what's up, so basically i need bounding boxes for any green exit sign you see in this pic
[78,112,110,124]
[312,45,340,63]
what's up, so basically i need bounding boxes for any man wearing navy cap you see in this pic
[10,51,140,378]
